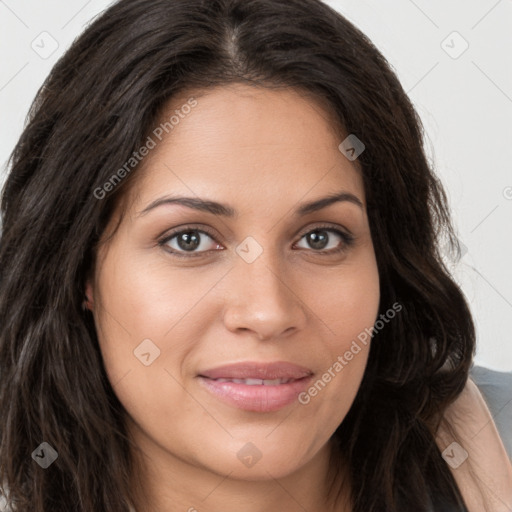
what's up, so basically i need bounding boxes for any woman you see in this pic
[0,0,510,510]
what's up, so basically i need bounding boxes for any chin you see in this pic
[197,438,318,481]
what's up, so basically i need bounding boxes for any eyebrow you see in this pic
[137,190,363,218]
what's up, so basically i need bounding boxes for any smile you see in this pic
[198,376,313,412]
[211,378,296,385]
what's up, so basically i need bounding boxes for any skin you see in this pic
[86,83,380,512]
[435,379,512,512]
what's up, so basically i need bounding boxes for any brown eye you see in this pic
[295,226,355,254]
[159,228,223,257]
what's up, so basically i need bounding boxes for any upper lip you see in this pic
[199,361,314,380]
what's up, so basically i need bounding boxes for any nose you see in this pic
[221,249,308,341]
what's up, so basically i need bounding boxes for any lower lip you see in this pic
[198,376,313,412]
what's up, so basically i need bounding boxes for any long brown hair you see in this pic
[0,0,474,510]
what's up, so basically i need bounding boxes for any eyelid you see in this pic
[295,222,353,240]
[158,224,222,257]
[158,222,355,257]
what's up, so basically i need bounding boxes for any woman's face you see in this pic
[87,84,380,487]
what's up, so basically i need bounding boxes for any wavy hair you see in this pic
[0,0,475,510]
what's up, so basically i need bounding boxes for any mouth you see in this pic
[197,361,314,412]
[210,377,297,385]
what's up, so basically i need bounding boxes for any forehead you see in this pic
[125,84,364,215]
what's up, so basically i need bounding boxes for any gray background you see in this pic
[1,0,511,370]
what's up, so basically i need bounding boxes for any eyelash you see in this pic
[158,224,356,259]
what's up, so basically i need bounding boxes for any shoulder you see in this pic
[469,365,512,459]
[435,371,512,512]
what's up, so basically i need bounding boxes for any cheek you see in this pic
[92,249,227,410]
[315,253,380,347]
[299,252,379,413]
[95,247,223,343]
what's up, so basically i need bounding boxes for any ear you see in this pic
[83,279,95,311]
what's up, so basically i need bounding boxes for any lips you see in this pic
[213,378,294,385]
[198,361,314,412]
[199,361,313,381]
